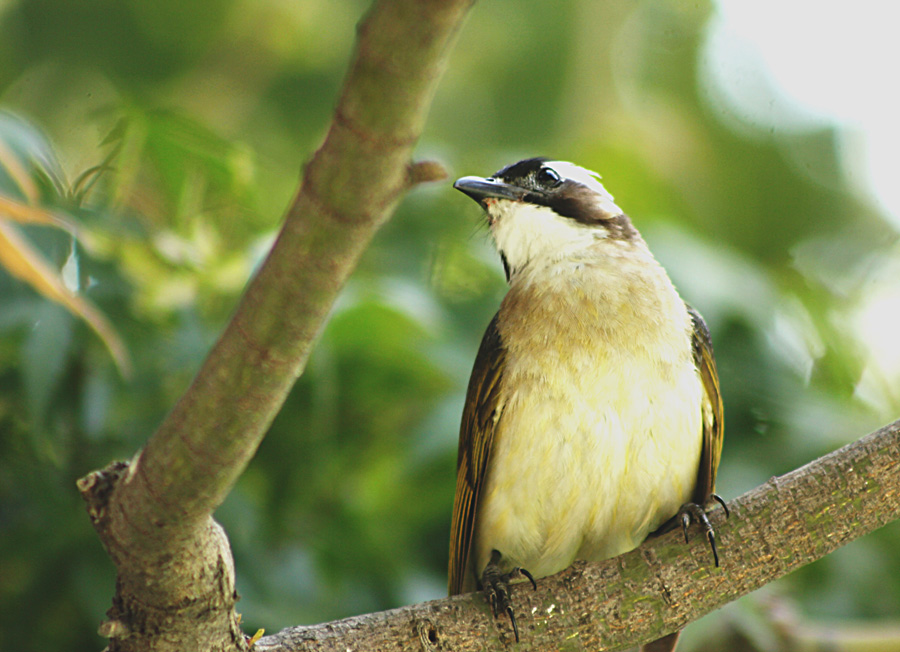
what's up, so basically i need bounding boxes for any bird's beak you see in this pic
[454,176,527,204]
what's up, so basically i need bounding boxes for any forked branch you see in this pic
[78,2,470,651]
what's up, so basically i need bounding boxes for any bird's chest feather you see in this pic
[475,257,703,579]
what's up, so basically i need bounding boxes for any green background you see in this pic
[1,1,898,650]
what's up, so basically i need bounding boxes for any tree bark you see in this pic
[77,1,472,650]
[253,418,900,652]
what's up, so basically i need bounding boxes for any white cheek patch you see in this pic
[488,200,607,274]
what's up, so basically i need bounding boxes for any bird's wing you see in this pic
[448,313,506,596]
[688,306,724,504]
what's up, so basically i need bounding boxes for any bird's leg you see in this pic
[479,549,537,642]
[677,494,729,567]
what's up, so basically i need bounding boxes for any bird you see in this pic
[447,158,725,652]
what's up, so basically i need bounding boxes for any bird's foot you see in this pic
[678,494,729,567]
[480,550,536,643]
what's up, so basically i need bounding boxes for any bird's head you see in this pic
[454,158,638,280]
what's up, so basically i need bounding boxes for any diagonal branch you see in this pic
[77,1,473,650]
[255,417,900,652]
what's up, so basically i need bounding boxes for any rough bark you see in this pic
[253,418,900,652]
[77,1,472,650]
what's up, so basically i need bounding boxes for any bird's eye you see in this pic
[536,167,562,188]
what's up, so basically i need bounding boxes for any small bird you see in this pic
[448,158,725,652]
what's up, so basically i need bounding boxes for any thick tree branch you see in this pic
[77,1,471,650]
[255,418,900,652]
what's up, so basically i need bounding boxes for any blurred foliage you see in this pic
[0,1,899,651]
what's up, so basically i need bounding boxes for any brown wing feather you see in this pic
[448,313,506,595]
[687,306,724,505]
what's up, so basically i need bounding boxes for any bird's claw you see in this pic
[712,493,730,517]
[481,558,536,643]
[678,496,729,567]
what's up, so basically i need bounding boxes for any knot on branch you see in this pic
[415,617,442,650]
[408,160,448,186]
[77,459,131,531]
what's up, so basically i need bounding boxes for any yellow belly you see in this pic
[473,256,703,579]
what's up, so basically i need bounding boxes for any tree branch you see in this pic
[254,418,900,652]
[77,1,471,650]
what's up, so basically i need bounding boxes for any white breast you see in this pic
[473,242,703,579]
